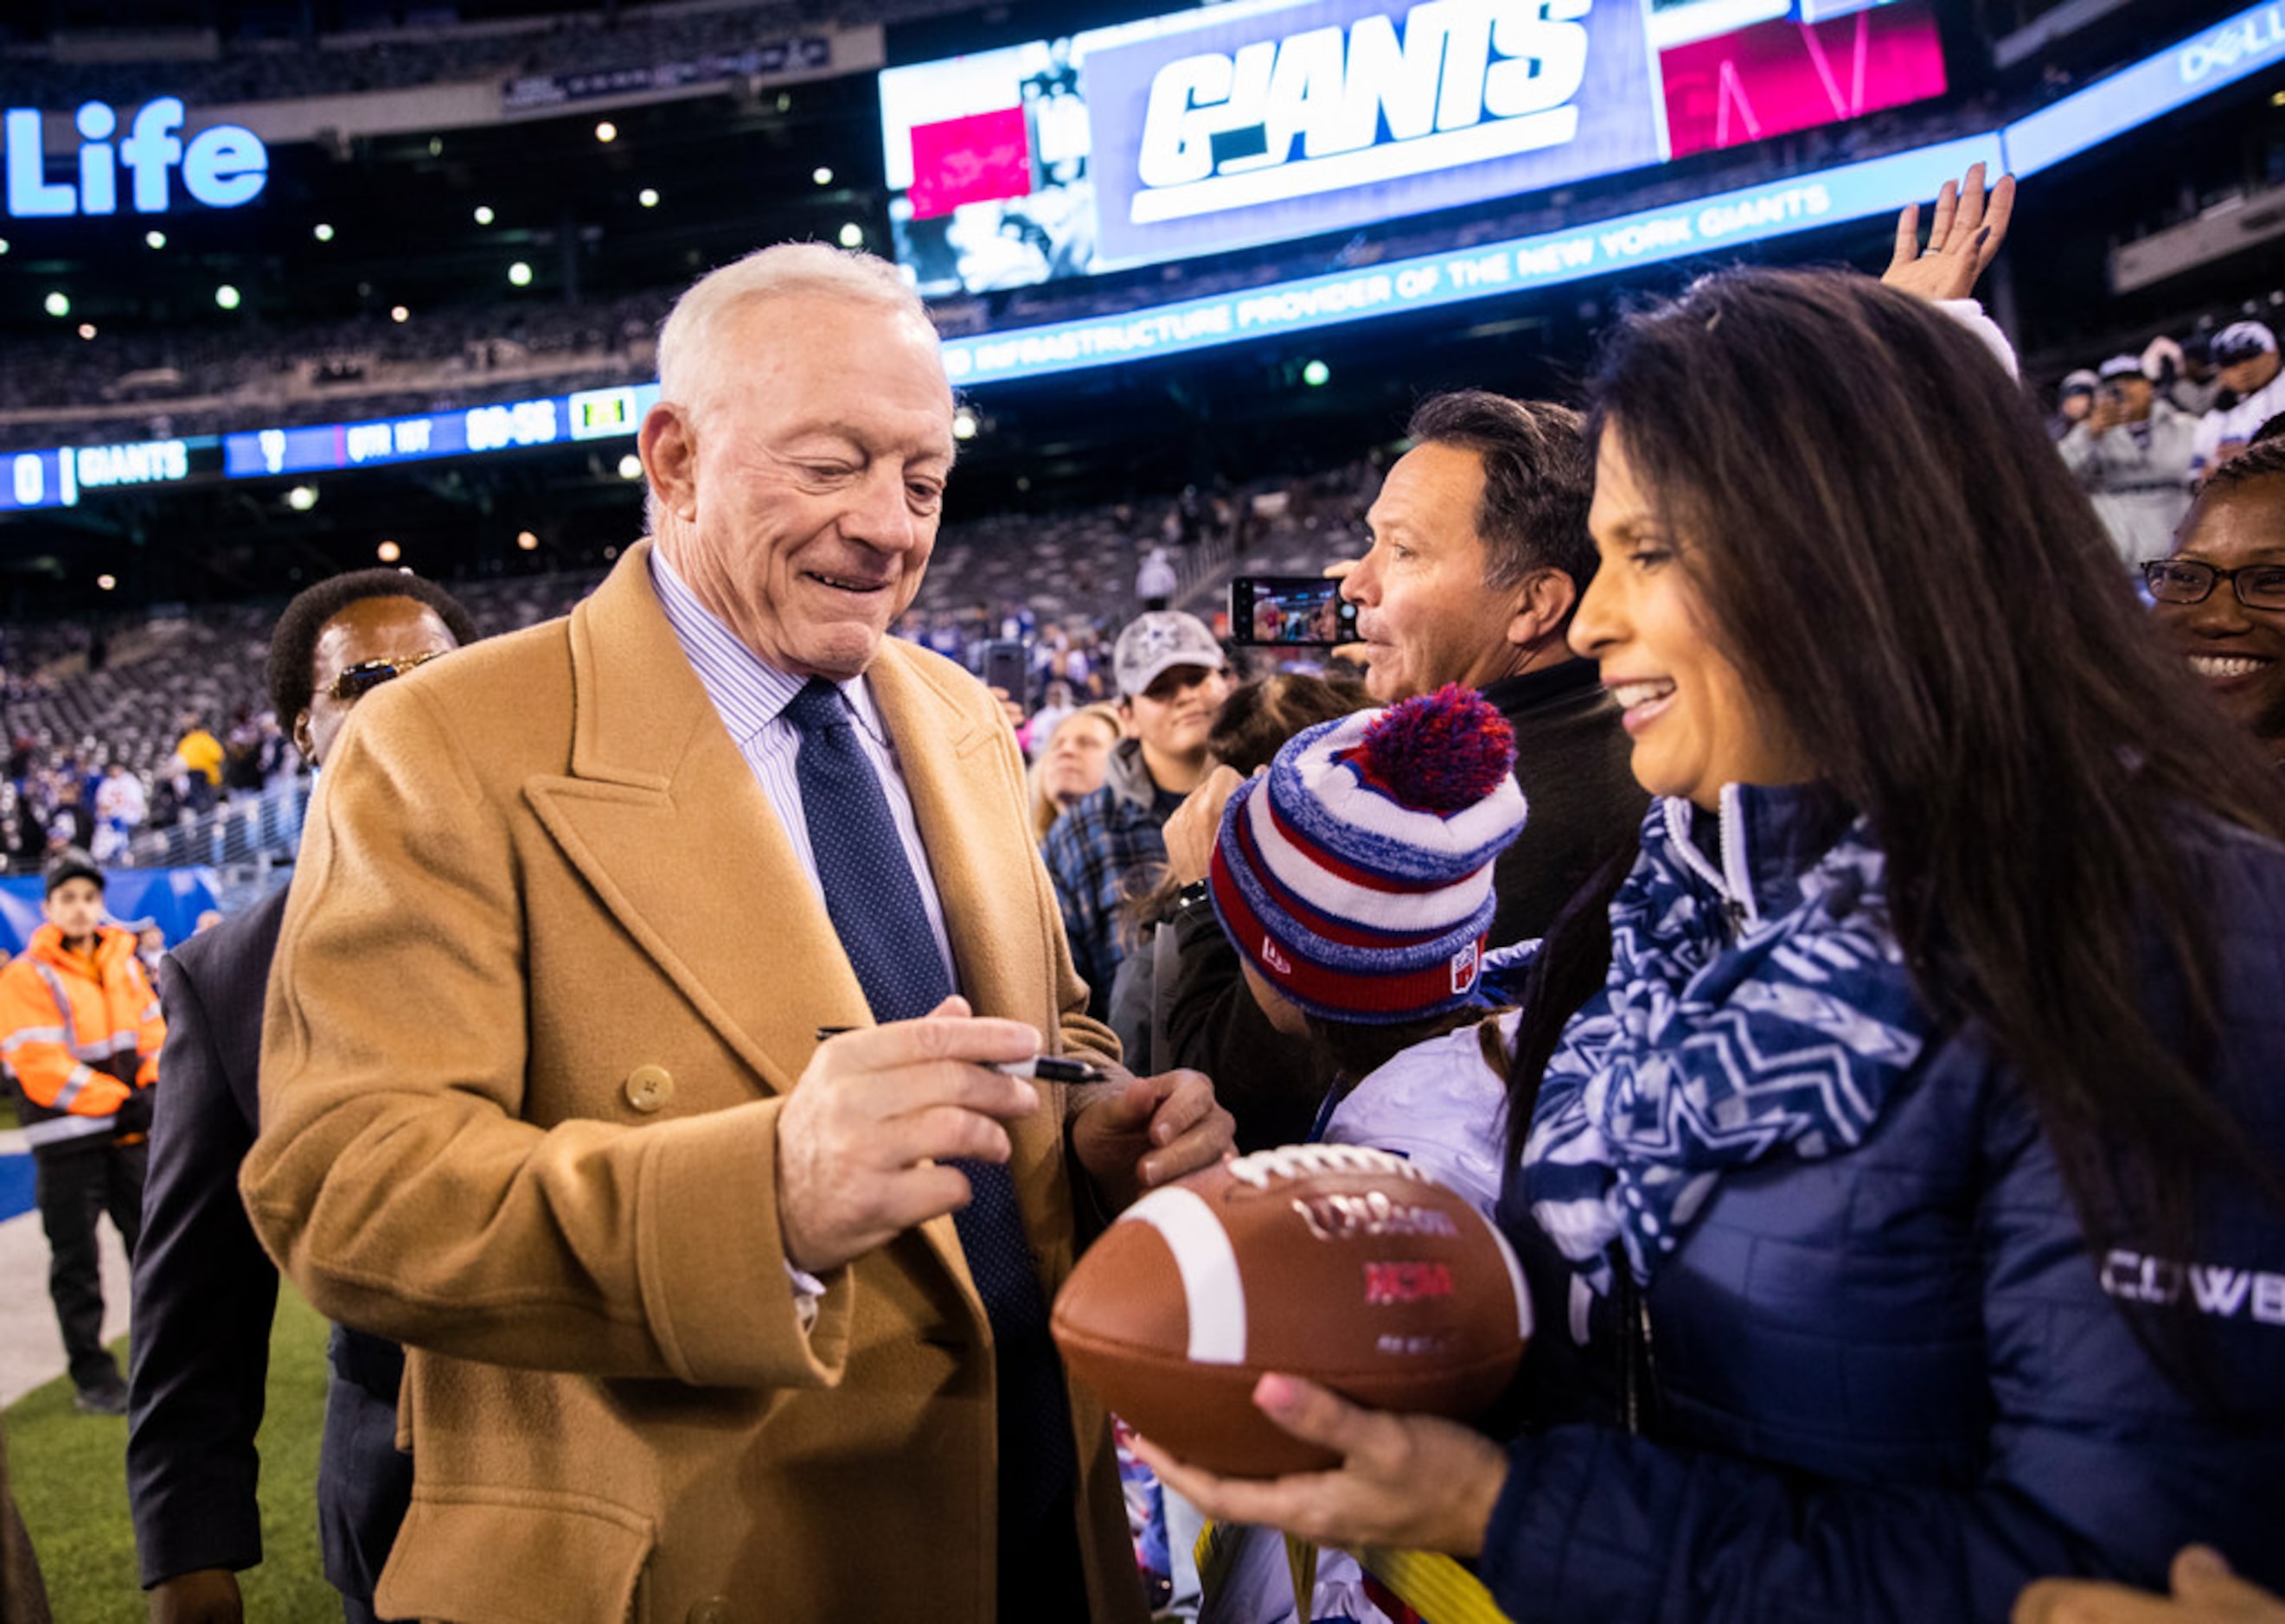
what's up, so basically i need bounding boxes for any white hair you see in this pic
[644,243,939,532]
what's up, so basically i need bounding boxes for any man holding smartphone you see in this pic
[2058,354,2194,566]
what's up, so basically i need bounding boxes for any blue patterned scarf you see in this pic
[1524,790,1933,1293]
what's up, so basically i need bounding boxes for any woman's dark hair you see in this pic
[1118,672,1370,944]
[266,568,480,722]
[1505,267,2285,1386]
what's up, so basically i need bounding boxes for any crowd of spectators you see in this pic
[0,168,2280,1622]
[0,0,950,109]
[0,566,603,872]
[2045,312,2285,564]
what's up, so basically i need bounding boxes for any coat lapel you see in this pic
[519,542,983,1306]
[521,542,873,1096]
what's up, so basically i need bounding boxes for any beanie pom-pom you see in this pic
[1346,686,1516,815]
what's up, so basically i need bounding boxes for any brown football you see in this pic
[1051,1144,1530,1478]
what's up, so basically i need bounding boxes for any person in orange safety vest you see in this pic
[0,847,163,1415]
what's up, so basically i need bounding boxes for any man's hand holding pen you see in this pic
[785,1003,1236,1273]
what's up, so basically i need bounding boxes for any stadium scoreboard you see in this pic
[220,384,662,479]
[0,384,662,510]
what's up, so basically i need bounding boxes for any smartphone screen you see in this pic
[1230,577,1359,646]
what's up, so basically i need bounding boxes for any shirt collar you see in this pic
[648,547,886,748]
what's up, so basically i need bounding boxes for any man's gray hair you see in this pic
[645,243,938,530]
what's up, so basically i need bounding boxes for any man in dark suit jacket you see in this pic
[126,571,476,1624]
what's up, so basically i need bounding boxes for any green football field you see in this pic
[7,1286,338,1620]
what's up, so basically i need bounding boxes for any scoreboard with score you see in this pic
[221,383,661,478]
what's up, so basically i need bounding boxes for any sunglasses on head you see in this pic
[327,649,446,701]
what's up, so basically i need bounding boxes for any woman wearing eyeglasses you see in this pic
[1142,262,2285,1620]
[2148,438,2285,764]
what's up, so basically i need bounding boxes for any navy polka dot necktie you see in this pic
[782,678,1076,1574]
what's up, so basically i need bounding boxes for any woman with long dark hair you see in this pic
[1138,253,2285,1616]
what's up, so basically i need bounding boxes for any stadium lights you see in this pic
[594,120,618,144]
[1302,359,1330,387]
[637,188,659,208]
[837,223,863,248]
[617,454,643,480]
[508,261,534,287]
[76,323,94,340]
[376,540,401,563]
[428,137,443,157]
[516,530,539,551]
[813,166,833,186]
[144,230,164,249]
[287,484,317,511]
[473,204,495,226]
[952,406,979,440]
[390,305,409,323]
[96,574,115,591]
[214,285,240,310]
[0,238,10,253]
[42,292,67,316]
[313,222,335,242]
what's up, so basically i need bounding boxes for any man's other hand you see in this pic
[1162,765,1245,889]
[1071,1069,1233,1211]
[776,997,1046,1275]
[150,1570,243,1624]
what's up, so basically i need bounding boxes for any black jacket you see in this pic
[125,887,411,1600]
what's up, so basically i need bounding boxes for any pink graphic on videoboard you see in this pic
[1660,1,1948,159]
[906,105,1033,220]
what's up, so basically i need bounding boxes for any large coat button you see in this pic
[624,1064,673,1113]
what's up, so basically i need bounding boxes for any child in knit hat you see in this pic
[1194,685,1528,1624]
[1207,682,1529,1214]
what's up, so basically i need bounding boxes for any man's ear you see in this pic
[291,708,317,767]
[1506,569,1578,651]
[637,402,699,523]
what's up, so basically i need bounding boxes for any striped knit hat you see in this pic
[1208,685,1527,1025]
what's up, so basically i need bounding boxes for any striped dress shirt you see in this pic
[648,549,959,994]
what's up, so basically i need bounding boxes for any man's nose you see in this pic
[844,470,924,553]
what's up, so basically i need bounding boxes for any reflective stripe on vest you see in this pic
[29,960,141,1065]
[22,1113,116,1148]
[51,1063,96,1111]
[0,1025,67,1056]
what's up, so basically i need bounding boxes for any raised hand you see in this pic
[1884,160,2016,303]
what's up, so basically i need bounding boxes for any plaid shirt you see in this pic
[1040,740,1181,1019]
